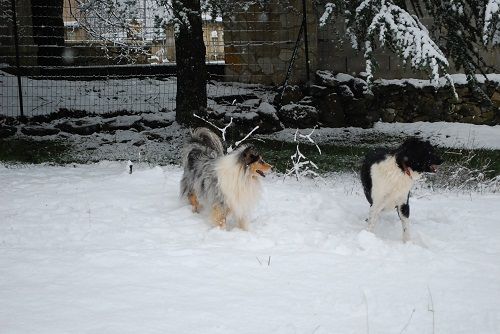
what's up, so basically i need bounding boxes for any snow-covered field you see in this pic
[1,162,499,333]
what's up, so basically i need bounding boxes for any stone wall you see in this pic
[276,71,500,128]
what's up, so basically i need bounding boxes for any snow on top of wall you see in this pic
[317,69,500,88]
[377,73,500,88]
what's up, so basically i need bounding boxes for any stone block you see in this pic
[278,103,319,128]
[20,125,60,136]
[0,125,17,138]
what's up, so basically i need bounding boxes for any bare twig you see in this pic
[285,129,320,181]
[298,126,322,155]
[229,125,260,151]
[193,114,260,154]
[362,290,370,334]
[427,285,435,334]
[193,113,233,142]
[399,308,416,334]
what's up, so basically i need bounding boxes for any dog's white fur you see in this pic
[367,156,421,241]
[215,153,262,229]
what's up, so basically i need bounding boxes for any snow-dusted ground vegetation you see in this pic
[1,161,499,333]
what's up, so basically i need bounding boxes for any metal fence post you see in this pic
[10,0,24,118]
[301,0,310,86]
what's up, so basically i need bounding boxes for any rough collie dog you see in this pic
[180,127,272,230]
[360,138,442,242]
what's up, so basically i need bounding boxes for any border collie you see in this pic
[360,138,442,242]
[180,127,272,230]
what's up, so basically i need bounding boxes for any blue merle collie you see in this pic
[360,138,442,242]
[180,127,272,230]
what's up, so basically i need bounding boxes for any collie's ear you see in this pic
[240,145,260,166]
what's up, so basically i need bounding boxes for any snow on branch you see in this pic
[362,1,449,84]
[320,3,336,27]
[193,113,233,142]
[193,114,259,153]
[297,126,322,155]
[230,126,260,152]
[483,0,500,45]
[285,128,321,181]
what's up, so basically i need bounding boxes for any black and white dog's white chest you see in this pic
[369,156,419,211]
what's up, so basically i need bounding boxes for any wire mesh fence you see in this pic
[1,0,314,119]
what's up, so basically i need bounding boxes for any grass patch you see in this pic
[255,139,500,177]
[1,137,499,181]
[255,139,369,174]
[0,138,71,164]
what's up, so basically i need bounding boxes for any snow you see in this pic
[372,122,500,149]
[484,0,500,45]
[1,163,500,333]
[265,121,500,150]
[366,2,448,83]
[0,71,270,117]
[377,73,500,88]
[319,2,335,27]
[317,70,500,89]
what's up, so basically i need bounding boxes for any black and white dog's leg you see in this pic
[397,199,411,243]
[367,205,383,233]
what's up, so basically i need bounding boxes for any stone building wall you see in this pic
[0,0,37,66]
[222,1,499,85]
[223,0,317,85]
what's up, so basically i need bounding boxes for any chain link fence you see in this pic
[1,0,315,119]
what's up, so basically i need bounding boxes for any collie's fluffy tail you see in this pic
[182,127,224,165]
[180,127,224,198]
[190,127,224,155]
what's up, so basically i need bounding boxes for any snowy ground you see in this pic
[265,121,500,150]
[1,162,500,333]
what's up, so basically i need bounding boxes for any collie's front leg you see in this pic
[211,205,228,230]
[188,193,201,213]
[237,217,249,231]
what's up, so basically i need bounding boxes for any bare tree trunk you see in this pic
[31,0,64,66]
[173,0,207,125]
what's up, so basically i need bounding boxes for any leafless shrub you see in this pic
[424,150,500,193]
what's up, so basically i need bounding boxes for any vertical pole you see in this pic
[10,0,24,118]
[143,0,147,41]
[301,0,310,86]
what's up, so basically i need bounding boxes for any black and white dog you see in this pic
[360,138,442,242]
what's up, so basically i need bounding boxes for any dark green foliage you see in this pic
[0,139,71,164]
